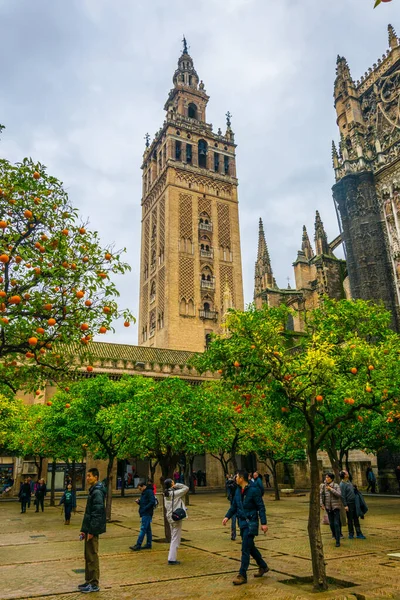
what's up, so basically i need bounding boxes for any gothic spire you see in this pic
[314,211,330,256]
[388,24,399,50]
[254,218,276,298]
[302,225,314,260]
[331,140,340,169]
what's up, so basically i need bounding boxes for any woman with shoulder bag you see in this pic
[163,479,188,565]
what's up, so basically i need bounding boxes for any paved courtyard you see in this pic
[1,492,400,600]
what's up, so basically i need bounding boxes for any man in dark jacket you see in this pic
[223,470,268,586]
[78,468,106,594]
[130,481,156,551]
[253,472,264,496]
[340,471,366,540]
[226,475,238,540]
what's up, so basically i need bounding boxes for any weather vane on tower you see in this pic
[226,111,232,128]
[144,133,150,148]
[182,35,188,54]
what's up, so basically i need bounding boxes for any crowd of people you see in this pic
[10,463,397,593]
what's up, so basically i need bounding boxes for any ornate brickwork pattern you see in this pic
[142,282,149,324]
[175,169,232,197]
[159,196,165,251]
[217,202,231,248]
[219,264,235,309]
[198,196,212,217]
[158,266,165,311]
[144,218,150,266]
[179,193,193,240]
[179,256,194,301]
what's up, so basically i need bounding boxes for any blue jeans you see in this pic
[231,513,237,538]
[239,527,267,578]
[136,515,152,548]
[65,504,73,521]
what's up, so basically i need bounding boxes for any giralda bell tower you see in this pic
[138,39,244,352]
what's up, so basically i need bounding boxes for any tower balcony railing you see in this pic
[200,248,213,259]
[201,279,215,290]
[199,309,218,320]
[199,222,212,232]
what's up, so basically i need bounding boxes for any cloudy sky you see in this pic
[0,0,397,344]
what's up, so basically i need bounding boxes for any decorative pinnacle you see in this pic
[226,111,232,128]
[301,225,314,260]
[388,24,399,50]
[182,35,188,54]
[144,133,150,148]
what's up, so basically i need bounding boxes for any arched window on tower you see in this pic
[198,139,208,169]
[188,103,198,119]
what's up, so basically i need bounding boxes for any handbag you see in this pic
[171,489,187,522]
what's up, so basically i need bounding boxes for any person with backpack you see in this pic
[339,470,366,540]
[163,479,189,565]
[130,480,156,551]
[223,470,269,586]
[59,483,77,525]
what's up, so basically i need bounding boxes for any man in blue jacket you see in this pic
[130,481,156,551]
[222,470,268,586]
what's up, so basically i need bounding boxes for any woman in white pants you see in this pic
[163,479,189,565]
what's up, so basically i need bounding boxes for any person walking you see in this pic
[223,470,269,586]
[366,467,377,493]
[253,471,264,496]
[59,483,76,525]
[130,480,156,551]
[34,478,47,513]
[18,478,31,514]
[163,479,188,565]
[226,475,237,541]
[78,468,106,594]
[320,473,342,547]
[339,471,366,540]
[264,473,271,488]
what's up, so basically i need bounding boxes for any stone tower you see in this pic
[332,24,400,330]
[138,39,244,351]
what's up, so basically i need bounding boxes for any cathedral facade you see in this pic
[332,25,400,331]
[138,41,244,352]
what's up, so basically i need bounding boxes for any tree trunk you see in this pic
[105,456,114,522]
[35,456,44,480]
[307,444,328,591]
[183,457,191,505]
[231,452,238,472]
[149,459,158,483]
[71,460,76,493]
[158,453,179,543]
[345,450,351,476]
[120,459,126,497]
[50,460,56,507]
[211,452,230,480]
[189,455,196,495]
[271,462,280,501]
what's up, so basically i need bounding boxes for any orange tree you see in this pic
[0,156,133,393]
[193,298,400,592]
[0,394,26,456]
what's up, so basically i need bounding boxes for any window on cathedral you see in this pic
[224,155,230,175]
[188,299,194,316]
[188,75,192,86]
[175,140,182,160]
[186,143,192,164]
[204,302,210,312]
[188,103,198,119]
[180,298,187,315]
[214,152,220,172]
[151,224,157,240]
[198,139,208,168]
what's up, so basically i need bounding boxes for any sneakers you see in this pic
[80,584,100,593]
[143,546,152,550]
[231,534,236,541]
[356,534,366,539]
[349,534,354,539]
[78,583,89,590]
[129,545,141,551]
[168,560,180,565]
[254,566,269,578]
[232,574,247,586]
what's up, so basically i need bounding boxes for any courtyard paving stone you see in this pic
[0,493,400,599]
